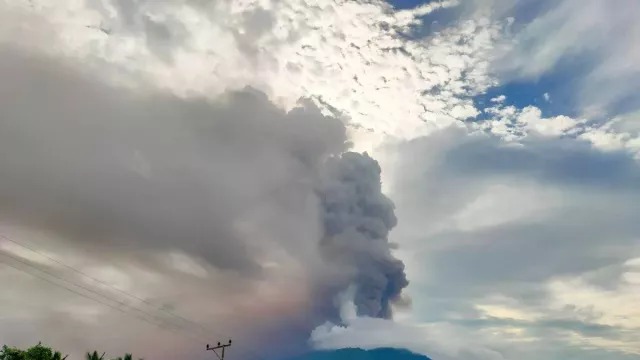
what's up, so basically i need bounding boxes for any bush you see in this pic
[0,342,67,360]
[0,344,142,360]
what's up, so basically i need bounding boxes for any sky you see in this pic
[0,0,639,360]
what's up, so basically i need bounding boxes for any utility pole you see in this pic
[207,340,232,360]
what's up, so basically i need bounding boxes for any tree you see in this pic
[85,351,105,360]
[1,344,142,360]
[0,343,67,360]
[112,353,143,360]
[0,345,24,360]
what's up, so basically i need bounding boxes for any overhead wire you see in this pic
[0,253,204,345]
[0,234,279,360]
[1,235,229,341]
[0,248,208,345]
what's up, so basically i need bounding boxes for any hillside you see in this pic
[293,348,431,360]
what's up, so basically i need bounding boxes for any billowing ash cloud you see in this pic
[0,45,408,358]
[317,152,409,319]
[0,45,345,276]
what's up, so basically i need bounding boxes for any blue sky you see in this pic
[1,1,640,360]
[389,0,428,9]
[393,0,607,121]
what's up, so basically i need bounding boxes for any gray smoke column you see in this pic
[317,152,409,319]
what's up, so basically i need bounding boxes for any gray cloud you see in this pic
[0,45,345,275]
[384,126,640,358]
[0,45,412,359]
[392,127,640,286]
[84,0,276,65]
[0,43,345,358]
[456,317,624,340]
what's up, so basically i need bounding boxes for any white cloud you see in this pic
[548,274,640,332]
[480,103,583,139]
[494,0,640,116]
[476,101,640,158]
[5,0,637,159]
[3,0,639,158]
[310,287,506,360]
[579,114,640,156]
[544,264,640,355]
[382,125,640,360]
[0,0,509,147]
[490,95,506,103]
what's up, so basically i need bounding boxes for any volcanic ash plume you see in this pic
[317,152,409,319]
[0,47,408,359]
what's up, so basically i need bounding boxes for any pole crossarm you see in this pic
[207,340,232,360]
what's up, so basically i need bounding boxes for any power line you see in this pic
[1,235,231,342]
[2,233,322,360]
[0,235,272,360]
[0,254,203,345]
[0,251,206,345]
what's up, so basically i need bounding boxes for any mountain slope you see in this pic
[293,348,431,360]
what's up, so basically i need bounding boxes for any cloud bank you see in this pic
[381,126,640,359]
[2,0,640,359]
[0,45,407,360]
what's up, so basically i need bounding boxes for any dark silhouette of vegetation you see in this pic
[85,351,105,360]
[112,354,142,360]
[0,343,67,360]
[1,344,142,360]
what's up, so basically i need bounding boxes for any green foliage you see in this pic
[111,353,143,360]
[1,344,142,360]
[112,354,134,360]
[0,345,24,360]
[86,351,105,360]
[0,342,67,360]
